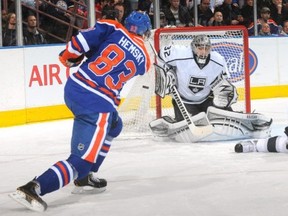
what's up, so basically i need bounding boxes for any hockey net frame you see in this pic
[118,26,250,137]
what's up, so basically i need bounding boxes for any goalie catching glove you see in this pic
[59,49,85,68]
[210,74,238,108]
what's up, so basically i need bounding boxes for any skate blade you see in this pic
[71,186,106,195]
[9,190,47,212]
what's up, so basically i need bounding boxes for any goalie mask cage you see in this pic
[118,26,250,137]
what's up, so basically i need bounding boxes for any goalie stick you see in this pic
[149,41,213,137]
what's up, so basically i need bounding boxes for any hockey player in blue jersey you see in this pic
[9,11,152,212]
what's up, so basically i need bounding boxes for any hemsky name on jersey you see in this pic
[118,36,145,65]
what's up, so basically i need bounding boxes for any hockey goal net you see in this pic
[118,26,250,137]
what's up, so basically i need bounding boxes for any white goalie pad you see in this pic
[206,106,272,139]
[149,106,272,143]
[149,112,213,142]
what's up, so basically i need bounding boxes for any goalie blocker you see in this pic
[149,106,272,143]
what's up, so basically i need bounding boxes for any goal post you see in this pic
[118,26,250,136]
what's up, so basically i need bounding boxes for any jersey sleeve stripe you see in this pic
[77,33,90,52]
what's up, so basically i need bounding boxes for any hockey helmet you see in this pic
[191,34,212,67]
[124,11,152,37]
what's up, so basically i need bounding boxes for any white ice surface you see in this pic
[1,98,288,216]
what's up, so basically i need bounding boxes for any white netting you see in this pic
[118,27,250,137]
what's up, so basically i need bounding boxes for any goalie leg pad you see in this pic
[149,112,212,142]
[206,106,272,139]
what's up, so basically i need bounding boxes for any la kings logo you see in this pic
[188,77,206,93]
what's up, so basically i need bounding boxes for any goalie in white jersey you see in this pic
[150,34,272,142]
[158,34,237,120]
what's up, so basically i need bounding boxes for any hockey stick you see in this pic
[149,41,213,137]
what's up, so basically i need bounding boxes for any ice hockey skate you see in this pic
[9,180,47,212]
[235,140,257,153]
[72,173,107,194]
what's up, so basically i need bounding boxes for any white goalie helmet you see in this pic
[191,35,212,67]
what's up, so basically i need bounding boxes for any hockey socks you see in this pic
[36,160,76,195]
[91,137,112,172]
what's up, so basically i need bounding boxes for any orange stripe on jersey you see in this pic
[75,72,97,88]
[56,162,69,186]
[71,36,82,52]
[74,73,120,106]
[84,113,109,163]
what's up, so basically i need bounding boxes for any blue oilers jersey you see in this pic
[64,19,151,112]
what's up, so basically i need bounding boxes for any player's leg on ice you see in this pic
[235,126,288,153]
[9,101,115,211]
[73,114,123,194]
[9,153,93,212]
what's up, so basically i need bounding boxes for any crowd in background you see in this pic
[1,0,288,47]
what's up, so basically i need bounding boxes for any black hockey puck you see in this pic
[234,143,243,153]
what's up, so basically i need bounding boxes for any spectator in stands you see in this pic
[102,0,117,16]
[2,12,17,46]
[138,0,153,13]
[190,0,213,26]
[67,0,88,29]
[269,0,288,26]
[257,0,273,12]
[1,9,8,32]
[160,11,168,27]
[114,3,125,24]
[214,0,243,25]
[23,14,47,45]
[102,8,119,20]
[8,0,46,20]
[163,0,193,27]
[117,0,132,19]
[137,0,154,26]
[232,0,244,8]
[241,0,254,27]
[248,7,280,35]
[279,19,288,35]
[95,0,109,20]
[258,22,273,35]
[39,0,75,43]
[186,0,194,10]
[208,10,226,25]
[210,0,225,12]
